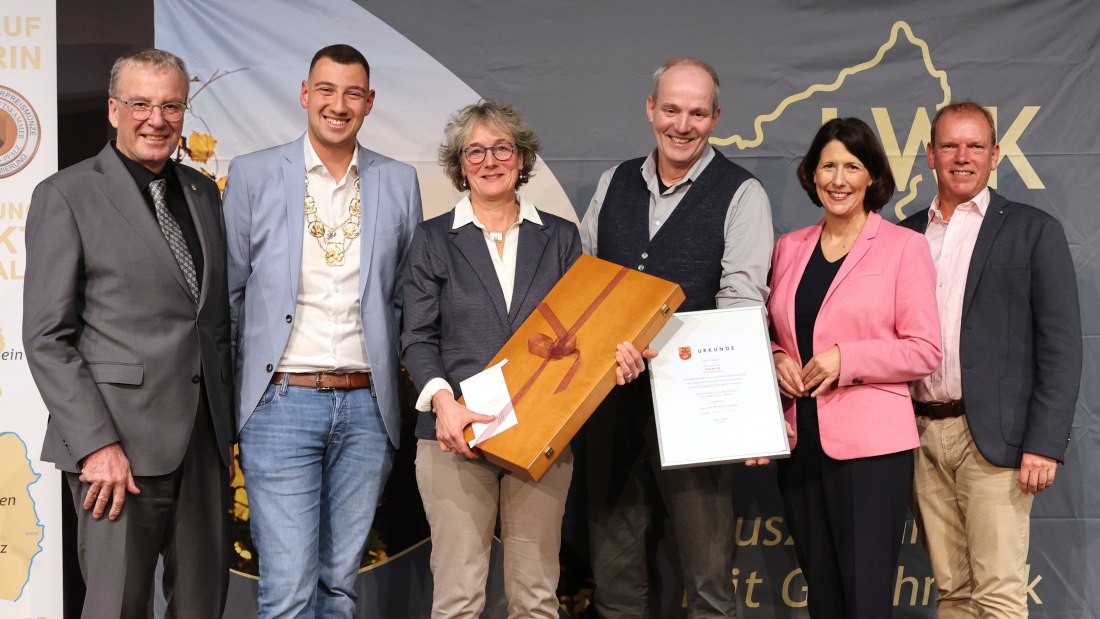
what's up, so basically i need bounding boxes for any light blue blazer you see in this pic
[223,136,422,447]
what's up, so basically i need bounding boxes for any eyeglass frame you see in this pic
[461,142,517,164]
[112,97,188,122]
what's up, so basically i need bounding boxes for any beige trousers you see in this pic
[912,414,1034,618]
[415,440,573,619]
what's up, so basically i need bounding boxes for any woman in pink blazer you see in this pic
[767,118,941,617]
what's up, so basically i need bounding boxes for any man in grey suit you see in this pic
[23,49,233,617]
[900,100,1082,616]
[223,44,421,617]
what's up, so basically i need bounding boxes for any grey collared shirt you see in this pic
[580,148,773,308]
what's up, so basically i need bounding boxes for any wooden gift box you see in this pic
[464,254,684,481]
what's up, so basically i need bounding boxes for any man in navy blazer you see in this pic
[900,101,1081,616]
[223,44,421,617]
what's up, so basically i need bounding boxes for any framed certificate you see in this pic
[648,305,789,468]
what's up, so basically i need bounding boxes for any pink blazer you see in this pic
[768,212,942,460]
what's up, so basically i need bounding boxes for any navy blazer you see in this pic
[900,189,1081,467]
[400,203,582,440]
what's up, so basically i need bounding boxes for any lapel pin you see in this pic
[190,183,197,191]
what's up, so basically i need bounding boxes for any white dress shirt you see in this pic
[277,135,370,373]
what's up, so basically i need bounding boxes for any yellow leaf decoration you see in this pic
[232,487,250,521]
[217,175,228,195]
[234,541,253,561]
[188,131,217,164]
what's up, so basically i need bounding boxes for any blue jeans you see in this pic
[238,379,394,618]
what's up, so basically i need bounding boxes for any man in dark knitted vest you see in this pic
[579,57,774,618]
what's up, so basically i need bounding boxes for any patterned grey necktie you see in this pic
[148,178,199,304]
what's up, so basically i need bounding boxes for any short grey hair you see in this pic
[108,49,189,99]
[651,57,721,112]
[930,100,997,146]
[439,100,541,192]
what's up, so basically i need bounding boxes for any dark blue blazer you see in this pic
[900,189,1081,467]
[400,205,582,440]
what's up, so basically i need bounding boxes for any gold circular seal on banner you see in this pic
[0,85,42,179]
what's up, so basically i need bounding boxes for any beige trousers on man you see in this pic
[416,440,573,619]
[912,414,1035,618]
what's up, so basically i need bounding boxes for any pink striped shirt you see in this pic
[912,187,990,403]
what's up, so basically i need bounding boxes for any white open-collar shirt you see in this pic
[277,136,370,373]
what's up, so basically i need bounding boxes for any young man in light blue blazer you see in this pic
[223,44,422,617]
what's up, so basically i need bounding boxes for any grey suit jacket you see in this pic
[224,136,422,447]
[900,189,1082,467]
[400,204,582,440]
[24,144,234,475]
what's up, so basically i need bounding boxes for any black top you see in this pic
[655,175,674,196]
[112,142,204,287]
[793,240,846,429]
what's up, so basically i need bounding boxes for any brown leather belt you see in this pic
[271,372,371,390]
[915,400,966,419]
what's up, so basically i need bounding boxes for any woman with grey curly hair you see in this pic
[437,100,541,192]
[400,100,646,617]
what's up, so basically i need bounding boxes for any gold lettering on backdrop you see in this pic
[0,16,43,70]
[744,571,764,609]
[734,516,761,546]
[0,202,27,220]
[871,107,932,193]
[733,515,794,546]
[0,225,24,253]
[0,260,23,280]
[729,568,765,608]
[0,206,26,280]
[725,560,1041,608]
[0,45,40,69]
[763,516,789,546]
[893,565,935,606]
[782,568,809,607]
[819,105,1046,218]
[0,222,25,279]
[991,106,1044,189]
[901,517,921,544]
[705,17,1049,218]
[884,105,1047,193]
[1026,563,1043,604]
[2,15,41,37]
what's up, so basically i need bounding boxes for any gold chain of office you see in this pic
[304,177,362,266]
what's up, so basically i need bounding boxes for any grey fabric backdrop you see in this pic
[181,1,1096,616]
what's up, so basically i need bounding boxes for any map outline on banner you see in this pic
[710,20,951,150]
[0,431,45,602]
